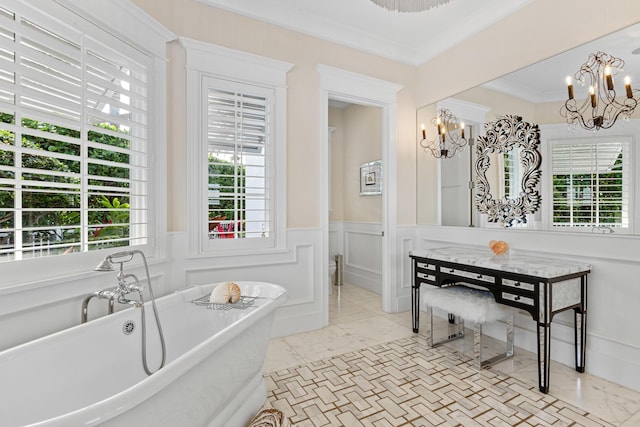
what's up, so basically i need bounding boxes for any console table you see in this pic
[410,247,591,393]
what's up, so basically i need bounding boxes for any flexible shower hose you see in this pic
[138,252,166,375]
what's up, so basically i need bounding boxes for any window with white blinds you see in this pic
[205,79,272,241]
[551,138,631,232]
[0,4,150,261]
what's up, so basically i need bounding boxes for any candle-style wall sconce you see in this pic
[419,108,467,159]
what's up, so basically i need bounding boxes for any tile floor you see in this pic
[262,283,640,426]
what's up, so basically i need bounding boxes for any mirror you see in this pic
[417,22,640,230]
[475,115,541,227]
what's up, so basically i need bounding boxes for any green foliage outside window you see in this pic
[0,112,131,253]
[208,155,246,237]
[552,153,623,225]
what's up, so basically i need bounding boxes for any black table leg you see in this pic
[412,282,420,333]
[574,274,588,372]
[537,322,551,394]
[574,308,587,372]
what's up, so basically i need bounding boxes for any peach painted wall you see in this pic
[344,105,383,223]
[130,0,418,230]
[329,104,383,223]
[131,0,640,230]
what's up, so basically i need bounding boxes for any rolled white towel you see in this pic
[209,281,242,304]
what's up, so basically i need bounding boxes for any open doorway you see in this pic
[318,64,402,327]
[327,101,384,303]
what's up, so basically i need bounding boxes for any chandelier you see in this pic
[561,51,639,130]
[419,108,467,159]
[369,0,452,13]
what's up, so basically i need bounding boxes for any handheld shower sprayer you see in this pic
[92,249,166,375]
[94,250,137,272]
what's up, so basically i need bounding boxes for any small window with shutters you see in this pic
[551,137,631,233]
[0,3,151,262]
[183,38,291,254]
[205,80,272,241]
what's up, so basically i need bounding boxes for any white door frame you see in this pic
[317,64,403,324]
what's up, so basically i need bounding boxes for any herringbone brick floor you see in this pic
[262,284,640,426]
[264,335,611,426]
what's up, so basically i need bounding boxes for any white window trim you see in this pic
[181,37,293,256]
[1,0,173,289]
[541,122,637,235]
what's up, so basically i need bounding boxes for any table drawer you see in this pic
[501,291,534,307]
[416,271,436,283]
[442,267,496,284]
[502,278,536,292]
[416,261,436,271]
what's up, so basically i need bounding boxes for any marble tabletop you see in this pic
[410,247,591,279]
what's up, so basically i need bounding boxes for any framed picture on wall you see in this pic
[360,160,382,195]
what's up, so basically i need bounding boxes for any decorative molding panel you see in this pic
[184,243,316,307]
[341,222,383,294]
[176,229,325,337]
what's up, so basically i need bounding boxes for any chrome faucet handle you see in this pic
[96,288,118,300]
[117,294,143,308]
[120,273,143,293]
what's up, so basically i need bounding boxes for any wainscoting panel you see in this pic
[337,222,383,294]
[174,229,325,338]
[394,225,418,312]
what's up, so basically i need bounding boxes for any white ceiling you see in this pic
[197,0,640,104]
[484,23,640,103]
[196,0,532,66]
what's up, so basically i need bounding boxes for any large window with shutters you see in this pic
[551,137,631,233]
[0,3,151,262]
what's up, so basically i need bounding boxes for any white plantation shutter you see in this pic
[551,138,630,232]
[183,38,290,254]
[0,4,150,261]
[205,78,272,242]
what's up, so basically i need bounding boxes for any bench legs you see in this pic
[427,307,515,369]
[473,312,514,369]
[426,305,465,347]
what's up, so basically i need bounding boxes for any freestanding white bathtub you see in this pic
[0,281,287,427]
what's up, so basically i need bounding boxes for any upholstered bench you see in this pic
[421,285,514,369]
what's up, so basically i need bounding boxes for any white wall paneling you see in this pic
[344,222,383,294]
[395,225,418,311]
[172,228,325,338]
[0,264,169,352]
[329,222,383,294]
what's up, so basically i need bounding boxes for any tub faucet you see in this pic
[92,284,142,309]
[114,270,144,307]
[92,249,167,375]
[94,251,145,308]
[81,292,115,323]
